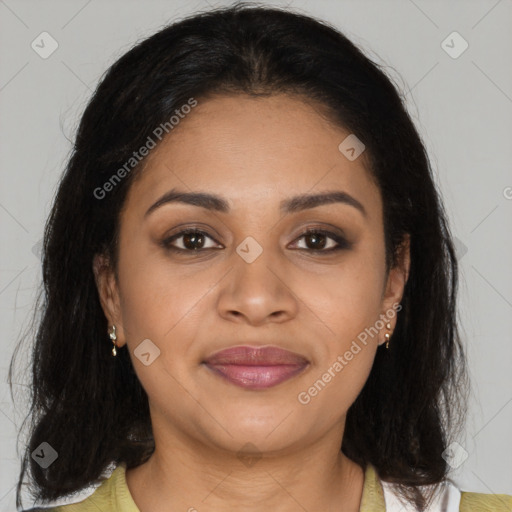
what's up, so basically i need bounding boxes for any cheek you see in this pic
[116,236,205,351]
[116,250,210,407]
[304,247,386,340]
[295,336,376,431]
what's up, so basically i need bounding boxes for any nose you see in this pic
[216,244,299,326]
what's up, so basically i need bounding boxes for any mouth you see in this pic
[202,345,310,390]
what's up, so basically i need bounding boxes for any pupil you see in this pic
[184,233,203,250]
[307,233,325,249]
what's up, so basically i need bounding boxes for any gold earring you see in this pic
[384,322,392,349]
[109,325,117,357]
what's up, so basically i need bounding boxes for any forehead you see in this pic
[124,93,381,218]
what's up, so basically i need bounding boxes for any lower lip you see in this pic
[203,363,308,389]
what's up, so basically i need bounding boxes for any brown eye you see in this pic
[181,232,206,250]
[291,229,351,252]
[162,229,221,252]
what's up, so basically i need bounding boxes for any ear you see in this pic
[92,253,126,348]
[378,234,410,345]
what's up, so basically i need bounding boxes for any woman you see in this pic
[10,3,511,511]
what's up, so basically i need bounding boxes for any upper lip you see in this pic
[203,345,309,366]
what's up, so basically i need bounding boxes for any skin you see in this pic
[93,93,410,512]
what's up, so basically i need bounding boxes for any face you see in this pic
[94,93,409,457]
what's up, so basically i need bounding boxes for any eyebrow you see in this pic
[144,188,367,218]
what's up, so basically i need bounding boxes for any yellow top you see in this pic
[44,462,511,512]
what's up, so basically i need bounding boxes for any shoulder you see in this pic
[20,498,108,512]
[50,474,116,512]
[23,464,129,512]
[25,481,112,512]
[374,462,512,512]
[460,490,512,511]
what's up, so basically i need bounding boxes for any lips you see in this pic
[204,345,309,366]
[203,345,309,389]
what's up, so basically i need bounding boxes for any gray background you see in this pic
[1,0,511,509]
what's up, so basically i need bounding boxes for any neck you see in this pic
[125,421,365,512]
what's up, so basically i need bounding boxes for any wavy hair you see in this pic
[10,3,468,510]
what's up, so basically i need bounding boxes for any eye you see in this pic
[161,227,351,255]
[290,229,351,253]
[161,229,222,253]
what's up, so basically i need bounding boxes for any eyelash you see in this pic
[161,228,351,254]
